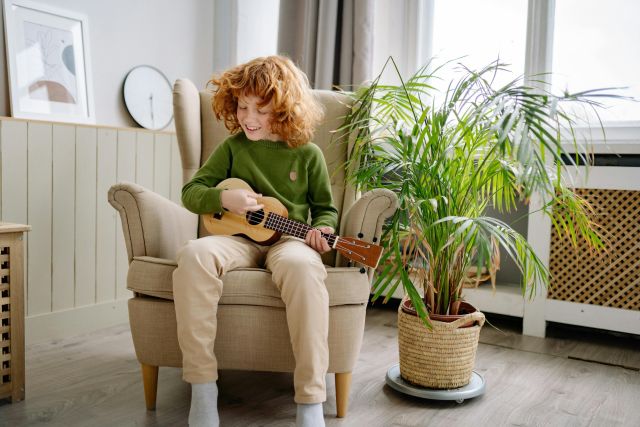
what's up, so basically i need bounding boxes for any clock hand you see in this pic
[149,93,155,127]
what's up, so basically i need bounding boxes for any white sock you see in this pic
[189,381,219,427]
[296,403,325,427]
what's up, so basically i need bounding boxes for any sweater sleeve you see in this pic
[181,140,232,214]
[306,145,339,230]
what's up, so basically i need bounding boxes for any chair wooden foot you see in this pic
[141,363,159,411]
[335,372,352,418]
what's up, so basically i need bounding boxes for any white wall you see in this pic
[0,0,214,129]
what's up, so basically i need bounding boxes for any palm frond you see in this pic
[338,57,624,321]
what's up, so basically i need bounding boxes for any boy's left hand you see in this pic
[305,226,334,254]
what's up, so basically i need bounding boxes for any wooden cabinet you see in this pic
[0,222,30,402]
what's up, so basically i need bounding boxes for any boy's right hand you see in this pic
[220,189,264,215]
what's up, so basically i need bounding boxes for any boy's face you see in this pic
[236,94,280,141]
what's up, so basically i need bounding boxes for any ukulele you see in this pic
[201,178,383,269]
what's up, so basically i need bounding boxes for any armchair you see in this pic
[108,78,397,417]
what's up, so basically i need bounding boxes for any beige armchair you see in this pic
[108,79,397,418]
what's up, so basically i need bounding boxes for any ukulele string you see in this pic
[244,210,369,263]
[334,243,367,261]
[338,240,372,249]
[245,210,337,241]
[245,210,266,222]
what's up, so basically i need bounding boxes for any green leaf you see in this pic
[339,56,625,314]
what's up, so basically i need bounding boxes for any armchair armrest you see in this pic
[339,188,398,270]
[108,182,197,262]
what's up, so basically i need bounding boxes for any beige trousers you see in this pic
[173,235,329,404]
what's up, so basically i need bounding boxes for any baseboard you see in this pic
[545,299,640,335]
[25,299,129,345]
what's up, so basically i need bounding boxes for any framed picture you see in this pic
[2,0,95,123]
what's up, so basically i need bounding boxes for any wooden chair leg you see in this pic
[335,372,352,418]
[141,363,159,411]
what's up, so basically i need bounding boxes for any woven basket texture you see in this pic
[397,303,484,389]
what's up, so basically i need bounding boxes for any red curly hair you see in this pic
[209,55,323,148]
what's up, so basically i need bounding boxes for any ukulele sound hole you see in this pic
[246,209,265,225]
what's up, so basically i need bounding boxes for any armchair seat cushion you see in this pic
[128,256,371,307]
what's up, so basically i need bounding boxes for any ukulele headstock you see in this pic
[335,237,383,269]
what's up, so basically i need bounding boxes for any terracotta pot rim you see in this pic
[400,298,479,327]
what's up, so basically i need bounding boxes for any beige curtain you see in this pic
[278,0,374,90]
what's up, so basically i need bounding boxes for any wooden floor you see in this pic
[1,303,639,427]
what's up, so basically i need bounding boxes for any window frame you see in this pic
[397,0,640,151]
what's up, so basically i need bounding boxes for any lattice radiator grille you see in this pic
[1,246,10,388]
[548,188,640,311]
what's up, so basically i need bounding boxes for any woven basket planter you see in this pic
[398,298,485,389]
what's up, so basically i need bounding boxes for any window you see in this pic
[372,0,640,125]
[432,0,527,86]
[236,0,280,64]
[372,0,527,87]
[552,0,640,123]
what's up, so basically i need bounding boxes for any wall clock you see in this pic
[123,65,173,130]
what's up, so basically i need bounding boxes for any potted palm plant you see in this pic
[340,58,618,389]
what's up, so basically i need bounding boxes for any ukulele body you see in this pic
[201,178,384,268]
[201,178,287,245]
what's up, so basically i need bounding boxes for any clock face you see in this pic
[123,65,173,130]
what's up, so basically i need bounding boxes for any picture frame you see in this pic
[2,0,95,124]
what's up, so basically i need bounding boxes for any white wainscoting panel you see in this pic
[154,133,172,200]
[27,122,53,316]
[0,118,182,344]
[116,130,136,301]
[75,126,98,308]
[136,132,155,190]
[52,124,76,312]
[96,128,118,303]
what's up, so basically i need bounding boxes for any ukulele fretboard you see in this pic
[263,212,338,247]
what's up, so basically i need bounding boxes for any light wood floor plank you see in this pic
[0,306,638,427]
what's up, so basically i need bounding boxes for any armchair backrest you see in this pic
[173,78,357,267]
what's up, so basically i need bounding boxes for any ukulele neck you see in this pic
[264,212,337,247]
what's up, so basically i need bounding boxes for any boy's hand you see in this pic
[305,226,334,254]
[220,189,264,215]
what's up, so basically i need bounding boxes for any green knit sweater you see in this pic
[182,132,338,229]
